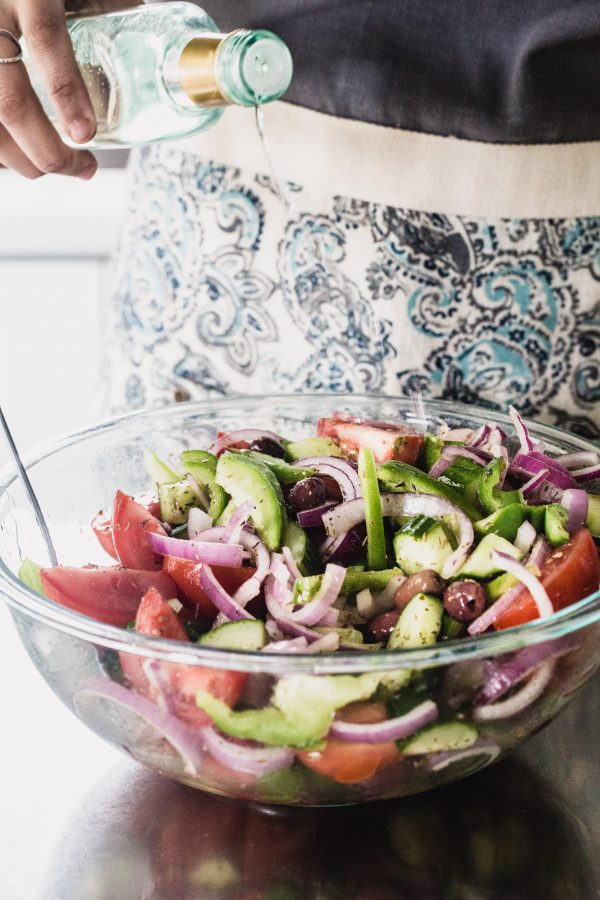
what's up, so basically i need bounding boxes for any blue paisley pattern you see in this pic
[108,145,600,440]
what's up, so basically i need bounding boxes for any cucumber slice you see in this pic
[487,571,519,602]
[457,534,523,579]
[144,450,180,485]
[358,446,387,570]
[401,722,478,755]
[18,558,44,595]
[181,451,227,521]
[216,452,287,551]
[285,437,343,460]
[393,522,453,576]
[158,479,201,525]
[198,620,268,651]
[180,449,217,472]
[388,593,444,650]
[587,495,600,538]
[284,521,320,575]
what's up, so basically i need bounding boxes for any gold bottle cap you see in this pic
[178,33,229,107]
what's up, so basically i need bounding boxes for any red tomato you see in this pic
[297,701,399,785]
[494,528,600,630]
[112,490,166,571]
[92,493,161,561]
[162,556,257,622]
[39,566,177,626]
[119,587,188,697]
[317,413,423,464]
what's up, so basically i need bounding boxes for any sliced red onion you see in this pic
[199,564,254,621]
[473,660,554,721]
[209,428,284,457]
[270,552,293,586]
[296,501,339,527]
[264,575,320,642]
[438,426,474,442]
[475,635,576,706]
[510,451,579,490]
[468,424,490,449]
[322,500,366,539]
[295,456,361,501]
[491,551,553,619]
[221,500,254,543]
[428,744,501,772]
[356,588,378,619]
[528,535,551,570]
[514,520,537,555]
[571,464,600,484]
[562,489,589,533]
[185,473,210,511]
[202,726,294,775]
[531,481,565,505]
[319,608,340,627]
[521,468,550,498]
[282,546,302,581]
[556,450,600,470]
[187,507,213,540]
[374,574,406,612]
[74,678,203,776]
[329,700,438,744]
[509,406,535,453]
[292,564,345,626]
[148,532,243,567]
[142,659,178,715]
[320,524,366,564]
[232,532,270,605]
[308,631,340,653]
[264,637,310,653]
[427,455,453,478]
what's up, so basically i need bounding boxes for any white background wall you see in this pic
[0,168,129,464]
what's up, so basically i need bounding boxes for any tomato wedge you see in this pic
[112,491,167,571]
[119,587,188,696]
[317,413,423,465]
[39,566,177,626]
[494,528,600,630]
[92,493,161,561]
[297,701,399,785]
[162,557,257,622]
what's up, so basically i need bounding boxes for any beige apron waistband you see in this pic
[174,101,600,219]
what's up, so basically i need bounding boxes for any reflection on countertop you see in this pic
[43,676,600,900]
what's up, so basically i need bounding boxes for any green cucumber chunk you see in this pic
[457,534,523,579]
[18,558,44,595]
[285,437,343,461]
[587,495,600,538]
[158,480,201,525]
[358,446,387,570]
[388,593,444,650]
[487,571,519,602]
[180,451,227,521]
[216,452,287,551]
[393,519,453,576]
[474,503,527,542]
[377,461,480,521]
[438,457,484,508]
[198,619,268,651]
[284,521,320,576]
[144,450,181,485]
[544,504,570,547]
[421,434,444,471]
[401,722,478,755]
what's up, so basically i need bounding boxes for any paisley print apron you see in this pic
[106,103,600,441]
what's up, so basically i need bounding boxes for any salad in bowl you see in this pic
[2,396,600,805]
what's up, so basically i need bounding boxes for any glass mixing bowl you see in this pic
[1,395,599,806]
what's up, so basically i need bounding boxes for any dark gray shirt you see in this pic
[203,0,600,143]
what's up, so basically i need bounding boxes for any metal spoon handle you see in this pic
[0,405,58,566]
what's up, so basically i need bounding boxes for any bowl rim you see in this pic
[1,393,599,675]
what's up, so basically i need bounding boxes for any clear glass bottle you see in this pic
[25,1,293,148]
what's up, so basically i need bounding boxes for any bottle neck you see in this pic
[177,32,232,108]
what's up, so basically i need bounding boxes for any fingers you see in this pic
[20,0,96,143]
[0,122,42,178]
[0,52,97,178]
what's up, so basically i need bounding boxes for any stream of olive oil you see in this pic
[254,105,386,367]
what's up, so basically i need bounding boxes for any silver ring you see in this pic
[0,29,22,64]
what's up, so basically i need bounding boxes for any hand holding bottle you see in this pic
[0,0,128,179]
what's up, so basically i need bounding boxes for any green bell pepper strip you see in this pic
[196,673,382,749]
[544,504,570,547]
[294,567,406,605]
[474,503,527,542]
[180,450,227,521]
[477,458,522,514]
[377,461,480,521]
[358,447,387,570]
[241,450,315,484]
